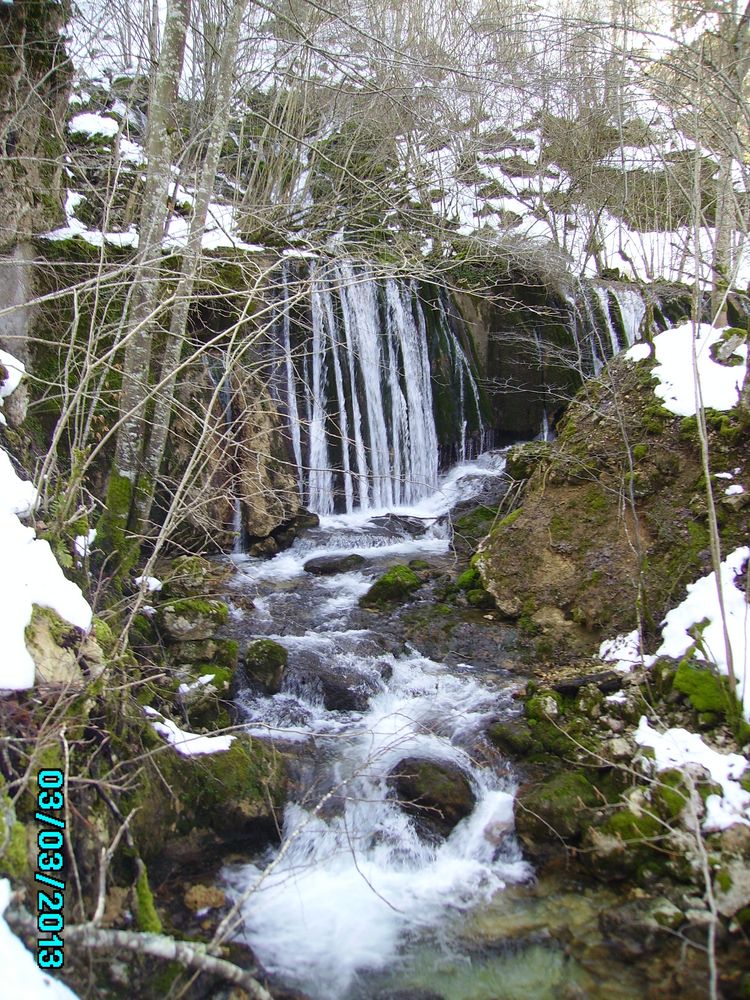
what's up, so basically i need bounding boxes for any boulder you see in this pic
[156,599,229,642]
[515,771,599,851]
[387,757,476,840]
[360,565,422,608]
[304,554,366,576]
[286,658,380,711]
[243,639,288,694]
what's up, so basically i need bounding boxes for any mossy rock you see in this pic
[0,795,29,879]
[525,689,563,721]
[130,734,287,859]
[156,598,229,642]
[167,638,239,670]
[466,588,496,609]
[584,802,667,880]
[673,660,729,714]
[506,441,553,481]
[242,639,287,694]
[515,771,600,848]
[161,555,215,598]
[487,719,536,757]
[456,566,482,590]
[650,768,690,821]
[386,757,475,840]
[360,564,422,608]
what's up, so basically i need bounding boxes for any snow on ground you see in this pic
[627,323,748,416]
[656,546,750,721]
[68,111,119,138]
[0,354,92,691]
[635,719,750,831]
[144,706,235,755]
[0,879,79,999]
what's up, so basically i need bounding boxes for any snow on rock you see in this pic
[635,718,750,831]
[626,323,747,416]
[68,112,119,138]
[0,349,25,427]
[0,879,80,999]
[144,707,235,756]
[599,629,652,673]
[655,546,750,721]
[135,575,162,593]
[73,528,96,559]
[1,359,92,691]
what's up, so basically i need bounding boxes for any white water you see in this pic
[592,286,621,357]
[611,288,646,346]
[276,262,482,516]
[225,452,528,998]
[226,650,529,1000]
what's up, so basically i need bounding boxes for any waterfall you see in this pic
[592,286,621,357]
[611,288,646,346]
[206,354,243,553]
[277,262,475,516]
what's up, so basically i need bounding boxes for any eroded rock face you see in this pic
[387,757,476,840]
[475,355,749,661]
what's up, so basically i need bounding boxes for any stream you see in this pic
[221,452,544,999]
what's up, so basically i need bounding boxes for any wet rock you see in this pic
[248,536,279,558]
[487,718,535,757]
[286,659,380,711]
[360,565,422,608]
[599,898,684,957]
[304,554,367,575]
[387,757,476,840]
[551,670,623,698]
[243,639,288,694]
[156,598,229,642]
[369,514,429,536]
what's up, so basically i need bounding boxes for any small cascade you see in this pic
[611,287,646,346]
[274,262,482,516]
[592,286,621,357]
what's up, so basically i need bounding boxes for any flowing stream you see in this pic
[223,454,533,999]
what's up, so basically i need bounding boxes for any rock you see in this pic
[720,824,750,856]
[304,554,366,575]
[166,638,238,669]
[598,898,683,957]
[673,660,729,714]
[360,565,422,608]
[487,719,536,757]
[515,771,599,850]
[161,554,217,598]
[156,599,229,642]
[183,884,226,912]
[24,608,85,688]
[248,536,279,558]
[715,859,750,918]
[369,514,429,536]
[243,639,288,694]
[524,689,562,721]
[286,657,380,711]
[387,757,475,840]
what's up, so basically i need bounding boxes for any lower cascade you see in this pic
[225,454,531,999]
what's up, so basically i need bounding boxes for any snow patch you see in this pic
[144,707,235,755]
[68,112,119,138]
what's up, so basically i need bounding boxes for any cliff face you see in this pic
[476,351,749,662]
[0,1,71,249]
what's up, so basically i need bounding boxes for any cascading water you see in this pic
[611,287,646,347]
[274,262,483,516]
[225,453,530,1000]
[206,354,243,553]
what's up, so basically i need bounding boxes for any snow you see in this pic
[0,353,92,692]
[178,674,215,696]
[599,629,651,673]
[68,112,119,139]
[74,528,96,559]
[0,349,25,427]
[144,707,235,755]
[725,484,745,496]
[635,718,750,831]
[0,880,79,998]
[135,575,162,593]
[655,546,750,721]
[626,323,747,416]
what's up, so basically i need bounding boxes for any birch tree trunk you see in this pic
[100,0,190,562]
[133,0,250,536]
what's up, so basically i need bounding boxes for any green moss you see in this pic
[632,443,648,461]
[651,769,689,821]
[487,720,535,756]
[525,689,563,721]
[92,617,116,654]
[360,564,421,608]
[715,867,732,893]
[516,771,599,842]
[466,588,496,609]
[0,795,29,878]
[135,865,163,933]
[244,639,287,692]
[456,566,481,590]
[496,507,523,530]
[602,807,661,842]
[674,660,729,714]
[96,472,139,574]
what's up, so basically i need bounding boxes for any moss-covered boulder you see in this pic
[130,734,287,859]
[242,639,287,694]
[166,638,238,670]
[160,554,220,598]
[515,771,600,852]
[156,598,229,642]
[487,719,536,757]
[360,565,421,608]
[673,660,729,715]
[387,757,476,840]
